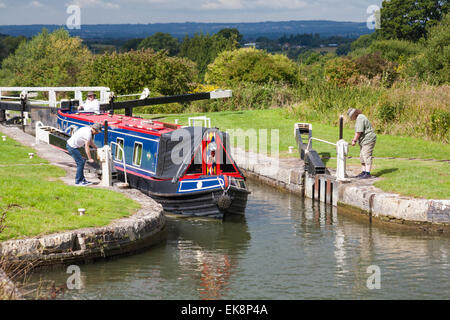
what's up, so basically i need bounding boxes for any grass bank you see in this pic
[143,109,450,200]
[0,135,140,241]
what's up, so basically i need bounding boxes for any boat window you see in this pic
[133,142,143,167]
[115,138,124,161]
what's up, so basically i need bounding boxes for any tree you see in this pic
[0,29,91,87]
[378,0,449,42]
[138,32,180,56]
[179,31,239,81]
[80,49,197,95]
[0,35,26,67]
[121,38,144,52]
[405,13,450,83]
[216,28,243,42]
[205,47,300,86]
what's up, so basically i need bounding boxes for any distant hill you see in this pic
[0,21,372,40]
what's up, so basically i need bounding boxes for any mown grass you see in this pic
[0,135,140,241]
[142,109,450,199]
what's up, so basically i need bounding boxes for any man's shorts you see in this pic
[360,140,376,166]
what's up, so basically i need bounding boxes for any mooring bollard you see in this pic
[78,208,85,216]
[28,153,34,159]
[288,146,294,153]
[1,136,5,141]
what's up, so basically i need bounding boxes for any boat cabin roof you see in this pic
[63,111,181,136]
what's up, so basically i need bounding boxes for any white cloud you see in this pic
[201,0,244,10]
[30,1,43,7]
[67,0,120,9]
[200,0,307,11]
[0,2,6,9]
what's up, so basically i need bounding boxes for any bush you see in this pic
[0,28,91,87]
[324,57,358,86]
[404,13,450,84]
[80,49,198,95]
[430,109,450,142]
[368,39,422,63]
[205,48,301,87]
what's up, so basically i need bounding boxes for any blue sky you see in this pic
[0,0,383,25]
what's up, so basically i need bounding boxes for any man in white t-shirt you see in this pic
[77,91,100,112]
[66,123,102,186]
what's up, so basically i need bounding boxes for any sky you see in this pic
[0,0,383,25]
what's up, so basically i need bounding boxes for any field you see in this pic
[0,135,140,241]
[142,109,450,199]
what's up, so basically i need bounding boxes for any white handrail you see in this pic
[306,137,336,153]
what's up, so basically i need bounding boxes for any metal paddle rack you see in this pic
[295,116,349,207]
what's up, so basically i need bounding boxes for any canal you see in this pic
[29,179,450,299]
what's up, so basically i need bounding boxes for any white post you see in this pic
[97,145,113,187]
[49,90,57,107]
[336,139,349,181]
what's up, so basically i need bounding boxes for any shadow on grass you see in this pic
[374,168,399,177]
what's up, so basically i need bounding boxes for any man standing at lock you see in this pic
[347,108,377,179]
[66,123,101,186]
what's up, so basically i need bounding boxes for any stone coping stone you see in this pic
[0,188,166,268]
[338,179,450,224]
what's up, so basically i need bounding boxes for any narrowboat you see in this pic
[55,109,250,219]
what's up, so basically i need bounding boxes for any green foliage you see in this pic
[367,39,422,62]
[216,28,243,42]
[0,28,91,87]
[80,49,197,95]
[138,32,180,56]
[120,38,144,52]
[205,47,300,86]
[430,109,450,141]
[0,35,26,67]
[324,57,358,86]
[350,34,377,52]
[354,52,395,79]
[404,13,450,84]
[377,96,404,123]
[378,0,449,42]
[179,31,239,81]
[336,43,351,56]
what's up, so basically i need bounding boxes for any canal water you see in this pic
[29,180,449,300]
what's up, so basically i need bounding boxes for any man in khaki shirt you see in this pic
[347,108,377,179]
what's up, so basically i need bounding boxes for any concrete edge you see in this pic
[232,146,450,228]
[338,181,450,225]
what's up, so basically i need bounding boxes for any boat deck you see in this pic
[63,111,181,135]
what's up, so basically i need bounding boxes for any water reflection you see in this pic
[168,216,250,300]
[27,180,450,300]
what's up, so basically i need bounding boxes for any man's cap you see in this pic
[91,123,102,132]
[347,108,356,118]
[87,91,96,97]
